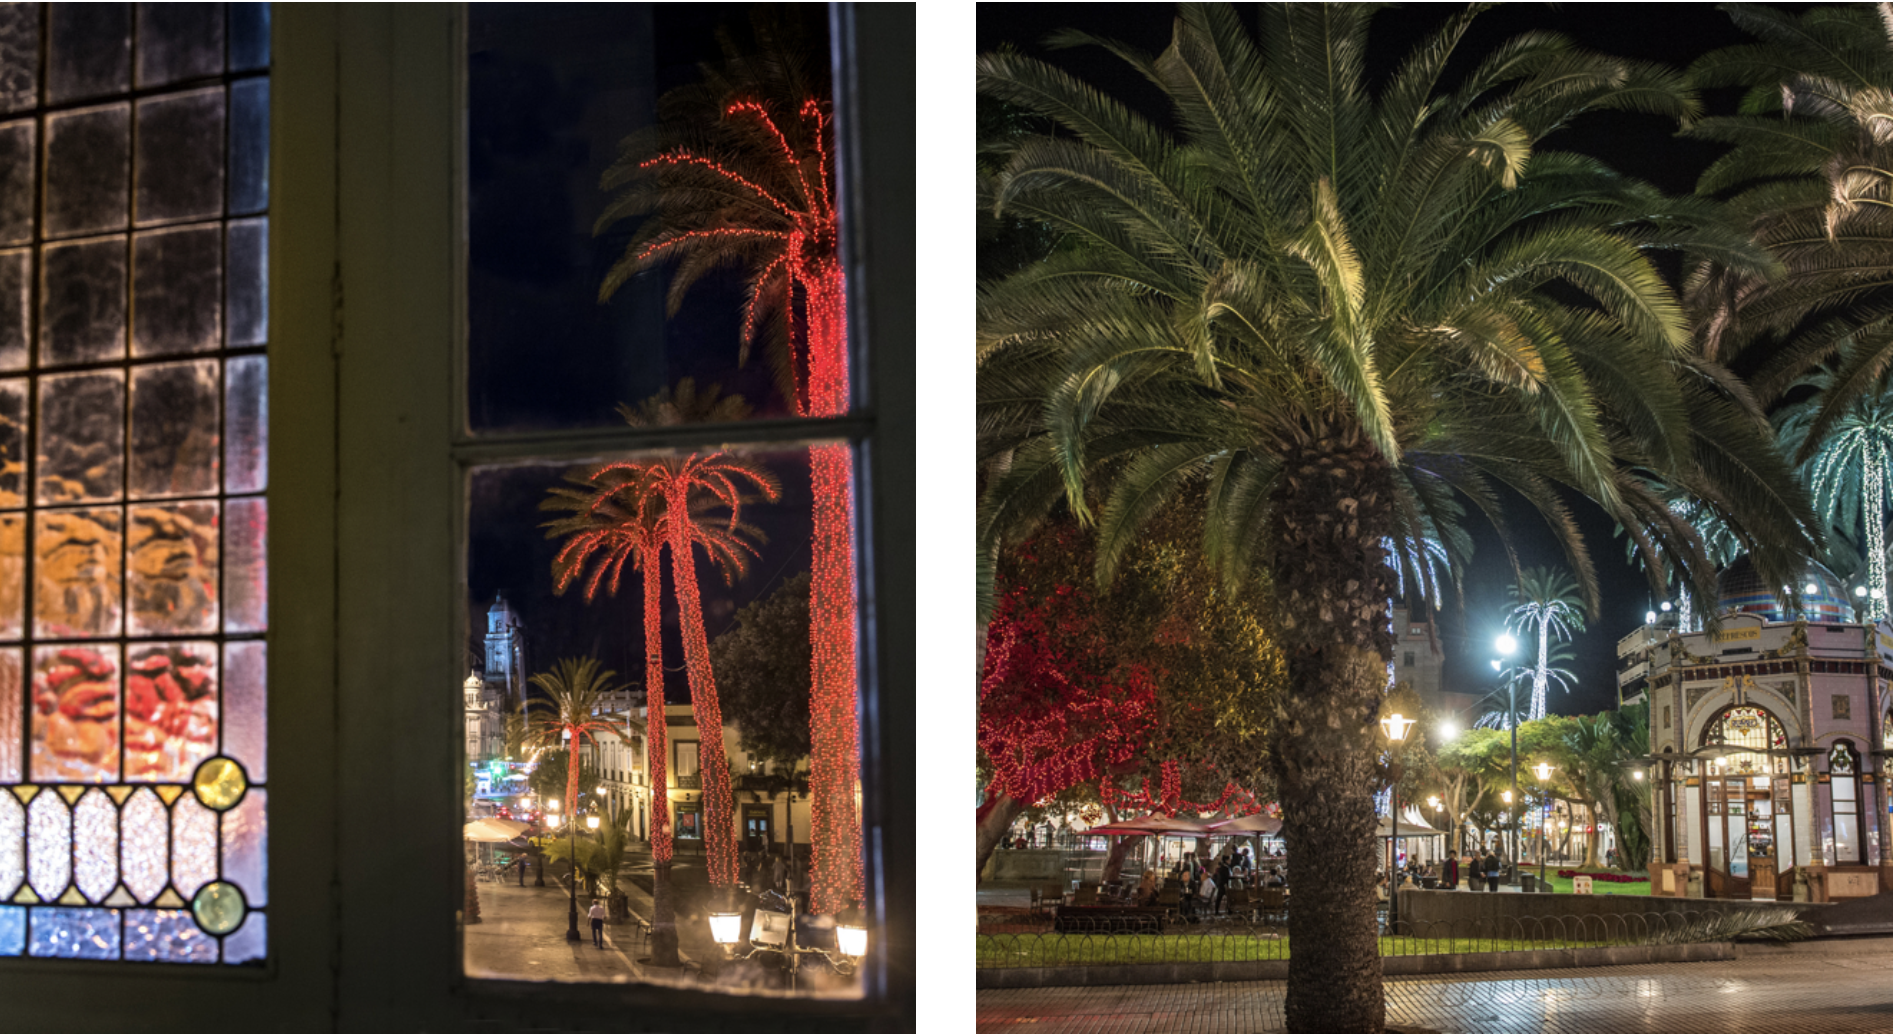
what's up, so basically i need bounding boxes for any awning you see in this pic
[1204,813,1282,836]
[463,817,531,842]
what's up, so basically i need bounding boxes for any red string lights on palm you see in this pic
[628,96,861,914]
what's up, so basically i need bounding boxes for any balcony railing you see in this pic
[676,772,702,790]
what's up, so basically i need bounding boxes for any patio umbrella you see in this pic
[1204,814,1283,836]
[1082,813,1214,837]
[463,817,531,842]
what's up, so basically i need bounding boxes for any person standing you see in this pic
[1481,849,1501,893]
[1212,857,1232,915]
[772,850,789,894]
[1442,853,1459,891]
[587,898,607,948]
[515,855,527,887]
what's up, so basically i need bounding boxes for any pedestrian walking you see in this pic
[515,855,527,887]
[1481,850,1500,893]
[588,898,607,948]
[1442,853,1459,890]
[1212,857,1231,915]
[771,851,789,894]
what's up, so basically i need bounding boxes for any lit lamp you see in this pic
[1532,761,1554,891]
[1380,712,1416,925]
[835,904,868,960]
[708,891,745,957]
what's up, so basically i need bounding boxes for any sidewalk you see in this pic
[463,875,650,984]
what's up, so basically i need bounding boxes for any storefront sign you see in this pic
[1714,627,1761,643]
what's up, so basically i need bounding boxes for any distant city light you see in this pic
[1804,583,1818,595]
[1646,611,1656,624]
[1490,659,1502,672]
[1494,634,1517,654]
[1856,586,1869,598]
[1659,601,1672,612]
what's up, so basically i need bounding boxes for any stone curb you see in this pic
[975,941,1738,989]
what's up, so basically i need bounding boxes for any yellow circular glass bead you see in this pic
[192,757,247,811]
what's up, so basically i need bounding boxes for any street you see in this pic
[975,946,1892,1033]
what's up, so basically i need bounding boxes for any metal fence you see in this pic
[974,907,1808,969]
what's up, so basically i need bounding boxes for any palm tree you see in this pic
[524,658,629,821]
[1682,3,1892,439]
[1774,369,1892,619]
[975,7,1820,1029]
[542,463,680,965]
[1505,568,1587,722]
[596,9,865,915]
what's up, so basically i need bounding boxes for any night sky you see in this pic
[464,4,833,700]
[976,4,1824,719]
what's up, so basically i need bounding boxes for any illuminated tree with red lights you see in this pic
[542,463,679,965]
[597,10,863,913]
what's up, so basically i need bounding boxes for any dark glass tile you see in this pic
[39,236,127,367]
[42,104,130,240]
[134,2,224,87]
[229,3,270,72]
[129,359,219,499]
[0,120,34,247]
[45,3,131,104]
[0,5,37,116]
[36,370,125,504]
[131,225,220,357]
[134,88,226,226]
[0,248,25,372]
[227,79,269,216]
[226,218,265,346]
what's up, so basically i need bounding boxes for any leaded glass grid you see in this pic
[0,1,268,965]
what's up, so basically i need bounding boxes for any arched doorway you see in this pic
[1700,704,1794,900]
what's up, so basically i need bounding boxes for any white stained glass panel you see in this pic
[26,789,70,901]
[223,788,266,906]
[121,787,168,904]
[171,792,217,899]
[0,791,21,899]
[72,788,116,903]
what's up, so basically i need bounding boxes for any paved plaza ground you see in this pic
[975,943,1892,1033]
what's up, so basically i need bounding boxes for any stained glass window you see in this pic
[1704,705,1788,775]
[0,1,268,965]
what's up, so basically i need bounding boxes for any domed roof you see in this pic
[1714,554,1852,623]
[464,671,486,691]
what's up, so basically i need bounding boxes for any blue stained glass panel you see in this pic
[228,79,269,216]
[27,906,119,959]
[125,908,216,963]
[223,909,265,964]
[0,905,22,955]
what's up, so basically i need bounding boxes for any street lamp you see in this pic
[551,799,580,943]
[1380,712,1416,925]
[717,896,866,989]
[1495,633,1521,882]
[1533,761,1554,891]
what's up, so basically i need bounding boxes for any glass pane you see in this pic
[37,373,124,502]
[0,250,26,370]
[30,644,121,781]
[0,378,24,503]
[225,356,266,492]
[465,5,853,434]
[129,360,220,496]
[0,5,39,115]
[229,4,269,73]
[226,217,266,345]
[228,79,269,216]
[133,88,226,226]
[120,787,166,903]
[222,640,265,780]
[0,651,18,781]
[126,907,216,962]
[128,502,220,636]
[465,439,864,997]
[39,237,128,367]
[72,787,117,902]
[2,3,268,966]
[223,788,265,906]
[27,906,119,959]
[223,498,264,632]
[125,642,218,781]
[134,3,224,88]
[42,104,130,239]
[0,120,33,246]
[34,509,122,638]
[131,225,222,357]
[45,4,130,105]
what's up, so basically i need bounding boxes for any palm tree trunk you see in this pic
[1265,423,1397,1034]
[976,788,1028,881]
[641,549,679,967]
[802,263,864,916]
[565,737,581,823]
[667,525,739,888]
[1532,620,1550,722]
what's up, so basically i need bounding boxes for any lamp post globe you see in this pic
[1380,713,1415,926]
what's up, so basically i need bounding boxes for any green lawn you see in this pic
[1531,870,1652,896]
[975,931,1625,968]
